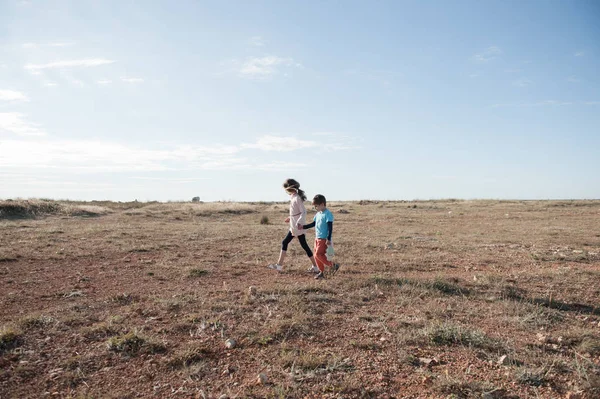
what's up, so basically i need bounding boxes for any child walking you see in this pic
[300,194,340,279]
[268,178,319,273]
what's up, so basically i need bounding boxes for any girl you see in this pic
[268,178,319,273]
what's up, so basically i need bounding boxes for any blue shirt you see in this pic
[314,209,334,239]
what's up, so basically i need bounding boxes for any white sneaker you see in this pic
[267,264,283,272]
[307,266,320,273]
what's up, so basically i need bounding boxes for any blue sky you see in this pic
[1,0,599,202]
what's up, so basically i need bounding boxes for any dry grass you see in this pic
[0,326,22,352]
[1,199,599,398]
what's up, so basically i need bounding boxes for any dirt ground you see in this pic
[1,199,599,399]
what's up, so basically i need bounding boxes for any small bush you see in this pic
[110,293,138,305]
[167,345,212,369]
[260,215,270,225]
[515,367,545,386]
[423,322,501,351]
[434,377,496,398]
[578,336,600,356]
[82,321,121,341]
[106,331,166,356]
[0,326,22,351]
[189,269,208,277]
[0,200,62,219]
[19,314,56,330]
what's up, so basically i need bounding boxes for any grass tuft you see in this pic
[0,326,22,351]
[19,314,56,330]
[106,331,166,356]
[188,268,209,277]
[423,322,502,351]
[577,336,600,356]
[515,367,546,387]
[167,344,212,369]
[110,293,138,305]
[434,377,497,398]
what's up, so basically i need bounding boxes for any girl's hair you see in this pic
[283,178,307,201]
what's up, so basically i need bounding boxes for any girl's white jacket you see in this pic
[289,193,307,237]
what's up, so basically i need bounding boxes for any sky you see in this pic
[1,0,599,202]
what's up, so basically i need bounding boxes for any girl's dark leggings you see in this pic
[281,231,313,257]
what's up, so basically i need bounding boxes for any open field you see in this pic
[1,199,599,399]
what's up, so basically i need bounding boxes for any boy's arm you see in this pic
[327,221,333,242]
[301,221,316,229]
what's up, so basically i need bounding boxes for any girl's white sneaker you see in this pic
[267,264,283,272]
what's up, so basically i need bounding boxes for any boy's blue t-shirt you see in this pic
[314,209,334,239]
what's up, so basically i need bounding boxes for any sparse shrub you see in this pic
[0,326,22,351]
[577,336,600,356]
[423,322,501,351]
[0,199,62,219]
[260,215,270,224]
[399,352,421,367]
[431,278,468,295]
[63,204,112,217]
[255,335,274,346]
[110,293,138,305]
[106,331,166,356]
[500,284,526,300]
[19,314,56,330]
[515,367,545,386]
[167,344,212,369]
[82,321,121,341]
[368,276,468,296]
[189,268,208,277]
[434,377,496,398]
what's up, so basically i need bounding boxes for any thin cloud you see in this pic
[24,58,115,71]
[43,82,58,87]
[238,56,301,78]
[574,51,585,57]
[0,113,46,136]
[512,78,533,87]
[49,42,75,47]
[491,100,572,108]
[22,42,76,49]
[567,76,581,83]
[121,77,144,83]
[344,68,392,87]
[249,36,265,47]
[255,161,308,171]
[0,139,246,171]
[312,132,363,151]
[471,46,502,62]
[584,101,600,105]
[97,79,113,85]
[0,90,28,102]
[131,176,211,182]
[242,135,317,151]
[1,133,357,172]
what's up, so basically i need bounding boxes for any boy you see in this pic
[300,194,340,279]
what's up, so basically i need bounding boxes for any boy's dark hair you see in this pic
[312,194,326,206]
